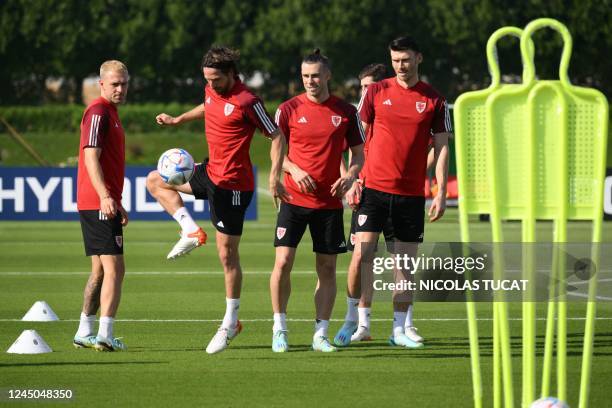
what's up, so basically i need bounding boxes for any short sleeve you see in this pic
[358,86,375,124]
[345,107,365,148]
[81,105,109,148]
[432,98,453,134]
[244,98,278,137]
[274,104,290,142]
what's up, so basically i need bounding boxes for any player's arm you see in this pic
[283,154,316,194]
[428,132,450,222]
[156,103,205,126]
[83,147,117,219]
[331,144,363,198]
[426,143,435,172]
[339,154,348,178]
[269,129,292,206]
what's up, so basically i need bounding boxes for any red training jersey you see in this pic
[204,79,277,191]
[358,78,452,196]
[77,97,125,210]
[276,94,365,209]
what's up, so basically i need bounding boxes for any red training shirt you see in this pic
[77,97,125,210]
[358,78,452,196]
[276,94,365,209]
[204,79,277,191]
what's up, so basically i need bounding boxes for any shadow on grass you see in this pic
[0,361,168,368]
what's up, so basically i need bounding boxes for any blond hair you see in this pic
[99,60,128,79]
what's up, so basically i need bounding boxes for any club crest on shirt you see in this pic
[357,214,367,226]
[224,103,235,116]
[331,115,342,127]
[416,101,426,113]
[276,227,286,240]
[115,236,123,248]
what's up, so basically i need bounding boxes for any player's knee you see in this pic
[316,257,334,272]
[218,245,239,270]
[274,255,292,275]
[146,170,162,194]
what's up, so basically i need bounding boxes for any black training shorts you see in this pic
[189,160,253,236]
[274,202,347,254]
[79,210,124,256]
[354,187,425,243]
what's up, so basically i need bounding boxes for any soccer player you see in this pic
[270,49,364,352]
[345,63,392,342]
[334,36,451,348]
[73,60,130,352]
[147,46,288,354]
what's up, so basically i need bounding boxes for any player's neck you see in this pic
[396,74,419,89]
[100,94,118,107]
[306,90,330,104]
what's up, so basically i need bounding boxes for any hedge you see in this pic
[0,102,283,134]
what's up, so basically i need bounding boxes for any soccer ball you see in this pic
[530,397,569,408]
[157,148,195,186]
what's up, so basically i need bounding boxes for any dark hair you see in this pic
[358,63,387,81]
[302,48,331,70]
[201,46,240,75]
[388,36,421,54]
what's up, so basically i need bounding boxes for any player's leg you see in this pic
[73,254,103,348]
[205,231,243,354]
[348,210,373,342]
[146,164,207,259]
[95,253,128,351]
[205,188,253,354]
[270,246,296,352]
[312,253,338,352]
[388,195,425,349]
[270,203,308,352]
[335,188,386,346]
[76,210,126,351]
[310,208,344,352]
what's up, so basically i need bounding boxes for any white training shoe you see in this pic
[404,326,424,343]
[350,326,372,342]
[206,321,242,354]
[167,228,207,260]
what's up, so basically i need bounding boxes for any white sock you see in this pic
[358,307,371,329]
[345,297,360,322]
[76,313,96,337]
[405,304,414,328]
[314,319,329,339]
[273,313,287,332]
[98,316,114,339]
[393,311,407,337]
[221,298,240,329]
[172,207,199,234]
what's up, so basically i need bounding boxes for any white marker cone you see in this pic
[22,301,59,321]
[7,330,52,354]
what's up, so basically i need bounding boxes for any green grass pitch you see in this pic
[1,173,611,407]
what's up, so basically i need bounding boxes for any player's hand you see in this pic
[289,167,316,194]
[118,206,129,227]
[156,113,178,126]
[330,175,355,198]
[344,179,363,210]
[428,193,446,222]
[270,178,292,210]
[100,196,118,219]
